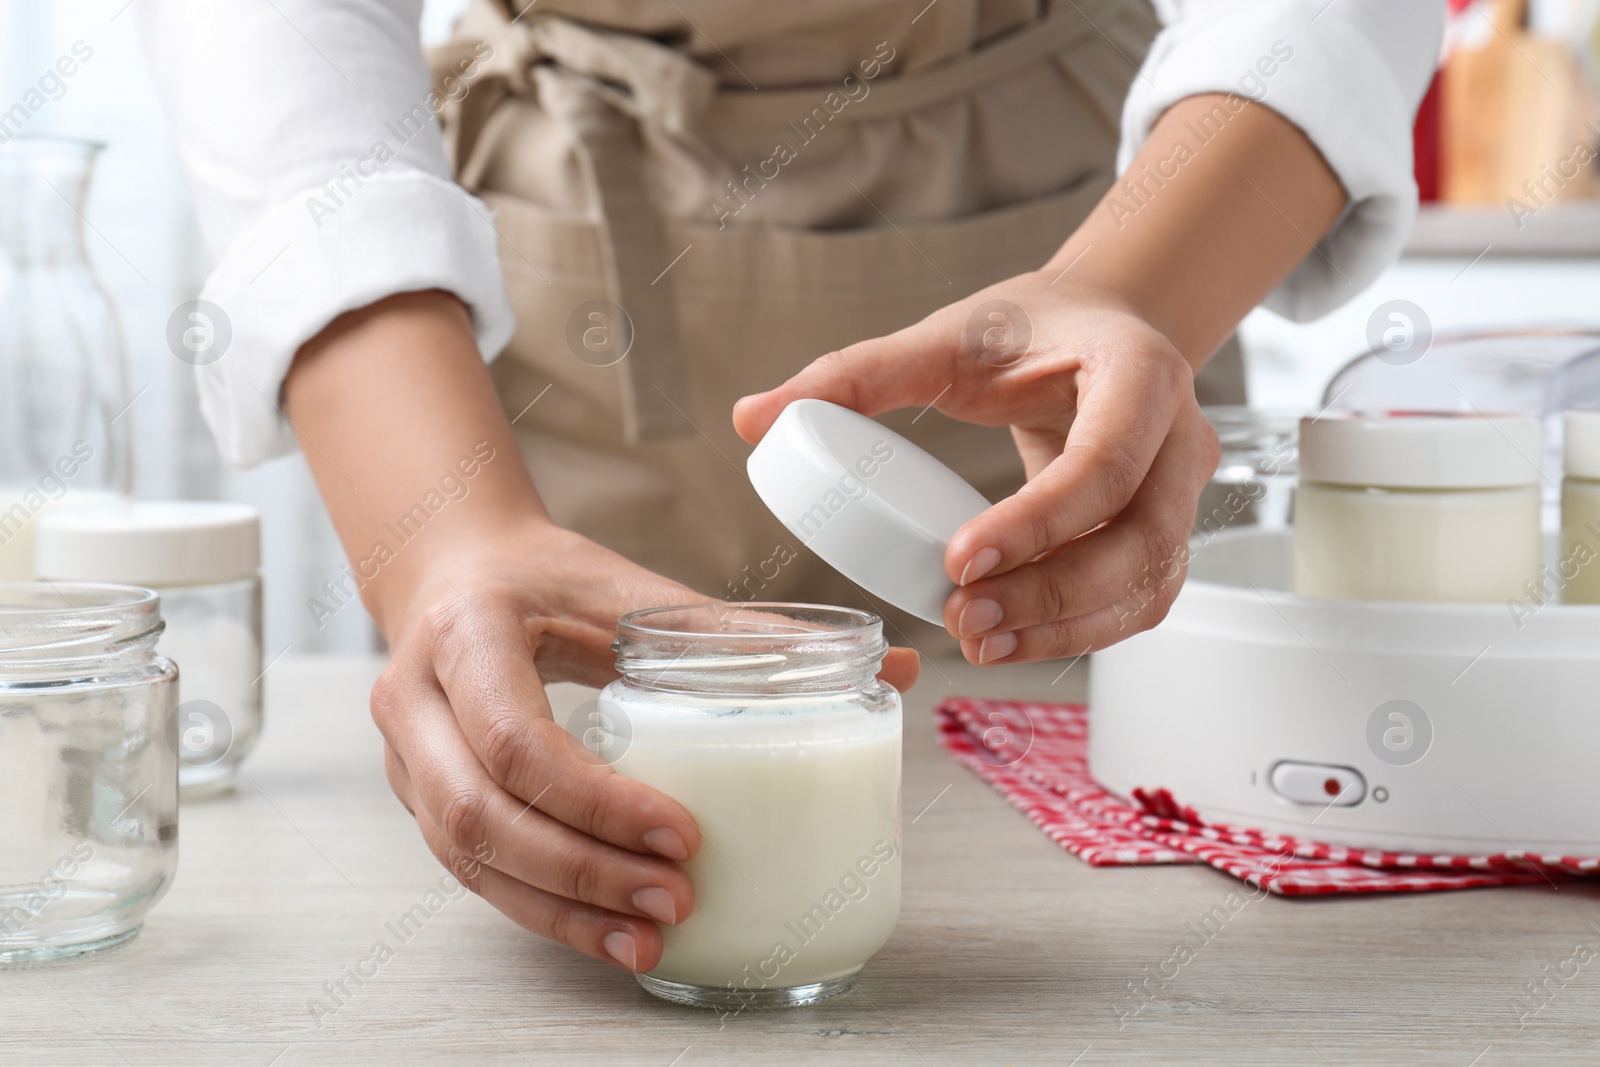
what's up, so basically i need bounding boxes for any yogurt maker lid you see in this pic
[1565,409,1600,481]
[1298,412,1542,489]
[35,500,261,586]
[746,399,990,624]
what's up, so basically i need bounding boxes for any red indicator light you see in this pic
[1323,777,1341,796]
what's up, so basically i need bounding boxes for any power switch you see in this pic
[1270,762,1366,806]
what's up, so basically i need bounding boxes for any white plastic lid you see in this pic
[1298,413,1543,489]
[1564,410,1600,480]
[747,399,990,624]
[35,501,261,586]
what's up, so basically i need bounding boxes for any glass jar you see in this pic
[1196,407,1300,541]
[1295,413,1543,603]
[34,502,263,796]
[0,583,178,965]
[1561,410,1600,603]
[0,138,131,581]
[594,603,902,1011]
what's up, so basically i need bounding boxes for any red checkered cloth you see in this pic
[936,698,1600,895]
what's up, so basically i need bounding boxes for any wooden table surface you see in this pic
[6,653,1597,1066]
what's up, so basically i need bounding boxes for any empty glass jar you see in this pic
[0,583,178,965]
[593,603,902,1010]
[1196,406,1300,540]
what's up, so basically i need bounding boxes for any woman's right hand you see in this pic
[370,520,710,974]
[283,293,712,973]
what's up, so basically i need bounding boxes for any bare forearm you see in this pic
[283,290,545,635]
[1046,93,1348,367]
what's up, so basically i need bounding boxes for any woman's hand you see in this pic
[286,293,711,971]
[737,94,1353,665]
[734,273,1221,665]
[372,522,709,973]
[370,521,922,972]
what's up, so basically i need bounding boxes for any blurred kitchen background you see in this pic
[3,0,1599,656]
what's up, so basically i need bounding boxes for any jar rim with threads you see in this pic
[0,582,178,965]
[613,602,891,697]
[35,501,263,796]
[1294,412,1543,603]
[597,602,902,1011]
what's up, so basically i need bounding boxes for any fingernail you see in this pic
[958,598,1004,638]
[960,547,1002,586]
[632,886,678,925]
[978,632,1018,664]
[643,827,688,861]
[603,930,638,971]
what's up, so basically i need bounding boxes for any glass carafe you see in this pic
[0,138,130,580]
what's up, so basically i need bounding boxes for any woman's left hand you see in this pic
[733,270,1221,666]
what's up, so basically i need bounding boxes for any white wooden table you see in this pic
[6,654,1597,1065]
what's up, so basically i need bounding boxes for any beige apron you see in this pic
[429,0,1244,644]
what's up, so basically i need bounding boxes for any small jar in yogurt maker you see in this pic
[35,502,263,796]
[1561,410,1600,604]
[1294,413,1542,603]
[593,602,901,1011]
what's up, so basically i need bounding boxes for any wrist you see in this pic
[363,511,558,642]
[282,288,564,642]
[1030,263,1147,314]
[1023,265,1177,352]
[1038,93,1345,367]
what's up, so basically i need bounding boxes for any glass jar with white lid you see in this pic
[590,602,901,1010]
[0,583,178,965]
[35,502,262,796]
[1294,413,1543,603]
[1561,410,1600,603]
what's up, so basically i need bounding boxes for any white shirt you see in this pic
[139,0,1444,467]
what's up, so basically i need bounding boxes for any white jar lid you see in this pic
[1564,410,1600,480]
[1298,412,1542,489]
[747,399,990,624]
[35,501,261,586]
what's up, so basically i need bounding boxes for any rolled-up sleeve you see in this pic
[139,0,515,467]
[1118,0,1444,321]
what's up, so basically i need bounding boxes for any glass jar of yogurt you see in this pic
[35,502,262,796]
[1294,413,1543,603]
[1561,409,1600,603]
[0,583,178,965]
[593,603,901,1010]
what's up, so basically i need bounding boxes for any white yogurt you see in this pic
[1296,482,1542,602]
[595,684,902,997]
[1561,410,1600,603]
[1294,413,1543,603]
